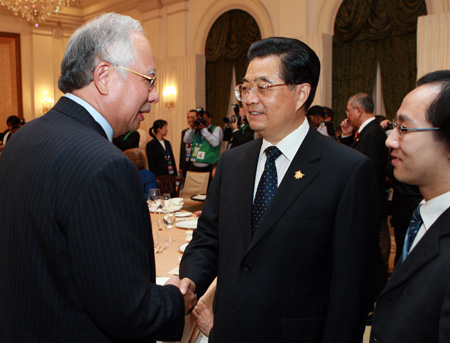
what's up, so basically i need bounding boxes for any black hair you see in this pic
[247,37,320,110]
[6,115,20,127]
[149,119,167,139]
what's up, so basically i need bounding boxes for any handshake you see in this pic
[165,276,197,315]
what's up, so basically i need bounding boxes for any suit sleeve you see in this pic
[66,156,184,341]
[322,156,379,343]
[440,284,450,342]
[179,155,223,296]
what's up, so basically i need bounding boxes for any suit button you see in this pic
[244,264,252,272]
[231,307,235,313]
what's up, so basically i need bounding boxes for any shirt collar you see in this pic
[358,116,376,133]
[420,190,450,232]
[260,118,310,162]
[64,93,114,142]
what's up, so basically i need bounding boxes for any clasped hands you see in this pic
[165,276,197,315]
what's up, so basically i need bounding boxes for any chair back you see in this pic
[182,171,209,199]
[156,175,184,197]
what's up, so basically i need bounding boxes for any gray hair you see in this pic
[348,93,374,114]
[58,13,144,93]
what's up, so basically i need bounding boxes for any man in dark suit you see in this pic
[340,93,389,311]
[178,37,379,343]
[370,70,450,342]
[0,13,195,342]
[179,109,197,178]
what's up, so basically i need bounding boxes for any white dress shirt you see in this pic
[410,190,450,252]
[65,93,114,142]
[253,119,310,200]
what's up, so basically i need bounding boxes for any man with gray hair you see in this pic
[0,13,195,342]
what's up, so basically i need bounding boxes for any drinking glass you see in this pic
[163,211,176,243]
[148,188,162,228]
[162,193,171,211]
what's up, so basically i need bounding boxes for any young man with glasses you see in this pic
[179,37,379,343]
[0,13,195,342]
[370,70,450,343]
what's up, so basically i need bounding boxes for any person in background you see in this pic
[146,119,177,176]
[0,12,195,342]
[371,70,450,343]
[124,148,157,199]
[183,110,223,174]
[179,109,197,178]
[223,104,254,149]
[178,37,378,343]
[113,130,140,151]
[2,115,22,146]
[307,105,336,138]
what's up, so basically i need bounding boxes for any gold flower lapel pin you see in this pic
[294,170,305,179]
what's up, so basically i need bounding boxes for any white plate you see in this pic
[175,211,192,217]
[175,219,198,229]
[192,194,207,201]
[178,243,189,253]
[149,205,182,212]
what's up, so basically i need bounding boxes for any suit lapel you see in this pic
[247,128,322,252]
[351,119,374,148]
[380,208,450,296]
[236,139,262,248]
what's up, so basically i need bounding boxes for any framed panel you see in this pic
[0,32,23,133]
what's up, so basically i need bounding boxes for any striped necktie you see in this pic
[401,205,423,263]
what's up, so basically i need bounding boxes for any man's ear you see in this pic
[93,61,112,95]
[296,83,311,111]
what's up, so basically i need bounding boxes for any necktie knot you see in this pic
[265,146,282,161]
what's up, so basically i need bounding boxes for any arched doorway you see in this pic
[204,10,261,124]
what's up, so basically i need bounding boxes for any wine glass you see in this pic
[162,193,171,211]
[148,188,162,228]
[163,211,176,243]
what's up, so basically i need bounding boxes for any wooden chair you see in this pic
[156,175,184,197]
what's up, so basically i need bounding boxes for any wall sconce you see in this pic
[163,85,177,110]
[41,90,55,114]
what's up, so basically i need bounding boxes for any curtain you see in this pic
[205,10,261,125]
[417,12,450,80]
[333,0,426,123]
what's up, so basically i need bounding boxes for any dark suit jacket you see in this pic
[180,127,379,343]
[146,138,177,176]
[223,124,254,149]
[341,120,388,217]
[0,97,184,342]
[370,207,450,343]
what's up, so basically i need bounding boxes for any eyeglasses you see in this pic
[392,121,440,138]
[116,65,156,91]
[345,107,357,116]
[235,82,296,102]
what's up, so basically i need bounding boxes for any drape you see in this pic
[333,0,426,122]
[417,12,450,80]
[205,10,261,124]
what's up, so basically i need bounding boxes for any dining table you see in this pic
[150,205,214,343]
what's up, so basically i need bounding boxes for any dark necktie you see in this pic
[401,205,423,263]
[251,146,282,238]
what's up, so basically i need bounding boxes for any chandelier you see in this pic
[1,0,75,24]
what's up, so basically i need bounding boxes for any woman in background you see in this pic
[124,148,157,199]
[146,119,177,176]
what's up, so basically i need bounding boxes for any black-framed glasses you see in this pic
[392,121,440,138]
[116,65,156,91]
[345,107,357,116]
[235,82,296,102]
